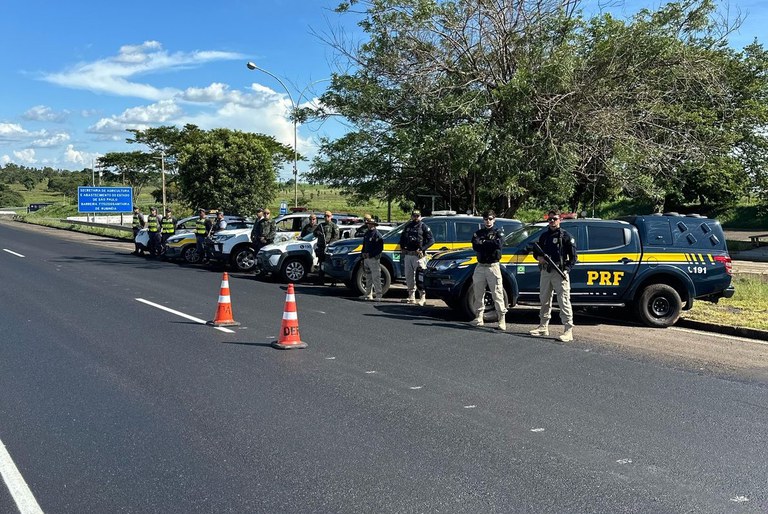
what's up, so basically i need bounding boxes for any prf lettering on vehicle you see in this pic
[586,271,625,286]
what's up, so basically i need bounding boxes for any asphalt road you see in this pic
[1,221,767,513]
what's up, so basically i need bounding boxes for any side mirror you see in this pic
[525,243,534,253]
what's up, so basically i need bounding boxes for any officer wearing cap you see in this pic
[146,207,162,257]
[314,210,340,285]
[360,217,384,301]
[399,209,434,304]
[301,213,319,238]
[250,207,264,251]
[469,210,507,330]
[131,205,146,255]
[160,207,176,257]
[530,209,578,342]
[194,209,212,263]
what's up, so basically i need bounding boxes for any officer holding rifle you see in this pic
[530,209,578,342]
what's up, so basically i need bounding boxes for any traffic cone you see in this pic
[272,283,307,350]
[207,272,240,327]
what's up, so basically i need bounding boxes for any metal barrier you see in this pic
[59,219,133,234]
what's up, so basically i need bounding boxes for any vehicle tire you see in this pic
[230,246,256,272]
[635,283,682,328]
[182,244,200,264]
[353,263,392,296]
[462,280,510,322]
[280,258,308,283]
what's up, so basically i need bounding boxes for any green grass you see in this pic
[682,275,768,330]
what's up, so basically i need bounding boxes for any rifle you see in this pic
[532,242,567,279]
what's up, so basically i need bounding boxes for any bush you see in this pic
[0,185,24,207]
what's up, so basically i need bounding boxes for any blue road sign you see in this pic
[279,201,288,215]
[78,187,133,213]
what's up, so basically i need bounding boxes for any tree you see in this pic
[311,0,767,215]
[97,152,158,203]
[175,128,291,216]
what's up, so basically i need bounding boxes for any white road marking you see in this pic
[135,298,235,333]
[409,386,423,390]
[463,405,476,409]
[325,357,336,360]
[669,326,768,346]
[365,370,377,374]
[0,437,44,514]
[616,458,633,464]
[530,428,545,432]
[730,496,750,503]
[2,249,25,258]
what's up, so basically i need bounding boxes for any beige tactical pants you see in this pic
[363,256,382,298]
[539,268,574,330]
[473,262,507,319]
[403,252,421,298]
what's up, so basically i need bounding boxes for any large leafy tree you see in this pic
[311,0,767,215]
[175,128,291,216]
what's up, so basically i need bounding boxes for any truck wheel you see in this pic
[462,280,510,322]
[230,246,256,272]
[353,264,391,296]
[281,258,307,283]
[182,245,200,264]
[635,283,682,327]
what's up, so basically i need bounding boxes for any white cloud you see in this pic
[31,132,70,148]
[87,99,182,136]
[1,155,10,165]
[63,145,101,165]
[13,149,37,164]
[23,105,69,122]
[44,41,244,100]
[0,123,47,142]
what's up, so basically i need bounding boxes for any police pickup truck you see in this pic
[323,214,522,296]
[424,214,735,327]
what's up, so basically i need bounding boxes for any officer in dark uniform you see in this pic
[314,211,340,285]
[300,214,319,238]
[259,209,276,248]
[160,208,176,257]
[250,207,264,251]
[146,207,162,257]
[131,205,145,255]
[531,209,578,342]
[360,218,385,300]
[398,210,434,304]
[194,209,212,263]
[469,210,507,330]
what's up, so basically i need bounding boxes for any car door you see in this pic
[569,222,640,304]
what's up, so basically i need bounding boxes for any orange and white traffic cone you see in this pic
[207,272,240,327]
[272,283,307,350]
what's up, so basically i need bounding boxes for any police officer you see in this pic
[530,209,578,342]
[314,211,340,285]
[360,217,384,301]
[300,213,319,238]
[469,210,507,330]
[194,209,212,264]
[160,208,176,257]
[131,205,146,255]
[146,207,162,257]
[259,208,276,248]
[399,210,434,304]
[250,207,264,251]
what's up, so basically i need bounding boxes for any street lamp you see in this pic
[246,61,328,208]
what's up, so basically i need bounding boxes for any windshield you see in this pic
[382,221,408,241]
[503,224,543,248]
[301,233,316,242]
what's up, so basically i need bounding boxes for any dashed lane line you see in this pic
[135,298,236,334]
[2,249,25,258]
[0,437,44,514]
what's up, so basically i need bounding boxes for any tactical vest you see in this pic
[147,215,160,233]
[402,221,424,251]
[195,218,208,235]
[161,217,175,234]
[132,213,142,229]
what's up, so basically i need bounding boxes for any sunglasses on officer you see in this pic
[483,216,495,221]
[548,217,560,222]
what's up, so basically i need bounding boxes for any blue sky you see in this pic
[0,0,765,180]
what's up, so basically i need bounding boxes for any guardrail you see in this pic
[59,219,133,234]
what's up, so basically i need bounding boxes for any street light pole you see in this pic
[246,62,329,209]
